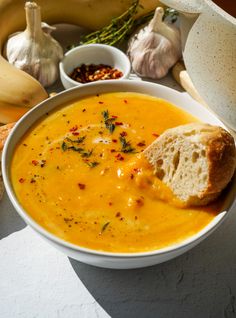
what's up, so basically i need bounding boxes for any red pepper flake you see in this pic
[98,101,104,104]
[72,132,80,136]
[115,153,124,161]
[82,108,86,112]
[135,216,138,220]
[19,178,25,183]
[69,125,78,132]
[115,122,123,126]
[133,168,141,173]
[32,160,38,166]
[116,212,121,217]
[130,173,134,180]
[120,131,127,137]
[112,139,117,143]
[110,149,116,153]
[70,64,123,83]
[108,202,113,206]
[152,133,159,137]
[30,178,36,183]
[78,183,86,190]
[137,141,146,147]
[120,217,124,221]
[136,198,144,206]
[124,99,128,104]
[111,115,118,119]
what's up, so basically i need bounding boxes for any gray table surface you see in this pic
[1,24,236,318]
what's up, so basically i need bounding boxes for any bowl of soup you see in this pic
[2,80,236,269]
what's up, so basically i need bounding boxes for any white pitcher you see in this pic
[160,0,236,130]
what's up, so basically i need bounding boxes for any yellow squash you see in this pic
[0,0,161,124]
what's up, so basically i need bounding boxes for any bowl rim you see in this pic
[59,43,131,87]
[2,80,236,259]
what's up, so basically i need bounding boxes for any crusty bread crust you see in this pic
[144,123,236,206]
[202,126,236,196]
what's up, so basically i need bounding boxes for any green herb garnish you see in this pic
[119,136,136,153]
[102,110,109,121]
[80,1,139,46]
[61,137,93,160]
[80,149,93,158]
[102,110,116,134]
[86,161,100,168]
[68,146,84,152]
[100,222,110,234]
[61,141,68,151]
[66,136,86,144]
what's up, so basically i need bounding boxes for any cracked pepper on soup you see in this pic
[11,92,222,253]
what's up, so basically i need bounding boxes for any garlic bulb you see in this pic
[6,2,63,87]
[127,7,181,79]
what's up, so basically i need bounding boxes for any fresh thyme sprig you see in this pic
[80,1,179,46]
[119,136,136,153]
[61,136,94,161]
[80,0,140,46]
[102,110,116,134]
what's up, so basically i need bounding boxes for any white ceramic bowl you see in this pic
[59,44,131,89]
[2,80,236,269]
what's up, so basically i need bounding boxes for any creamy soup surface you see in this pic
[11,92,222,253]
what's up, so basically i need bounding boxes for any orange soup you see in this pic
[11,92,222,253]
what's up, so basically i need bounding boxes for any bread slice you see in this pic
[144,123,236,206]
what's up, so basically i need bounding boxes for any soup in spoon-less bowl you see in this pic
[3,81,235,268]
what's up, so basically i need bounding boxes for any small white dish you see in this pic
[2,80,236,269]
[59,44,131,89]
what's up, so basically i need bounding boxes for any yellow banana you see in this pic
[0,0,161,124]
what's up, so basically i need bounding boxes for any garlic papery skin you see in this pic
[127,7,181,79]
[6,2,63,88]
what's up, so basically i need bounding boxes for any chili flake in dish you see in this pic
[70,63,123,83]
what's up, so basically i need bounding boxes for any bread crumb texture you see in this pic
[144,123,236,206]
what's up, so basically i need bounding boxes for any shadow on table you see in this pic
[0,191,26,240]
[69,206,236,318]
